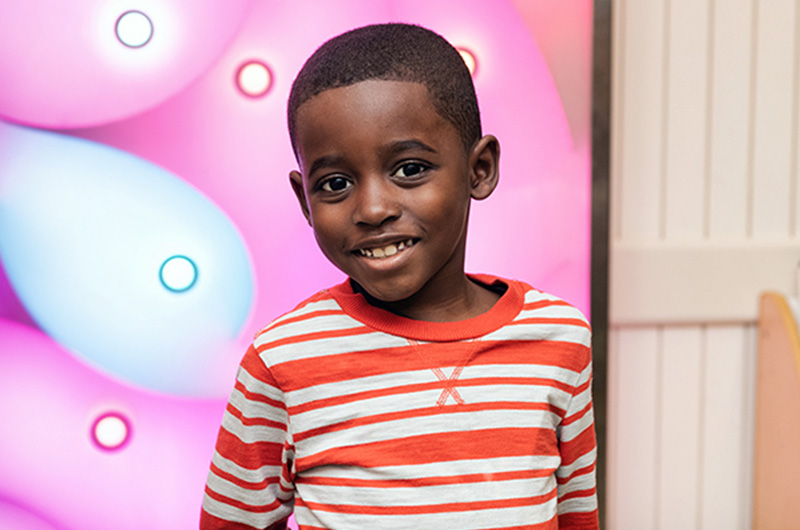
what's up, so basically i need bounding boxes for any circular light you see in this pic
[116,11,153,48]
[159,255,198,292]
[236,61,273,98]
[91,412,131,451]
[457,47,478,77]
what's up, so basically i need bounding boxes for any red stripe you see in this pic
[559,427,596,467]
[294,401,564,443]
[289,375,573,415]
[227,402,287,430]
[296,427,557,470]
[256,325,373,352]
[300,490,557,515]
[557,509,599,528]
[266,309,346,331]
[200,510,268,530]
[204,485,283,513]
[297,519,557,530]
[233,379,287,411]
[522,299,573,311]
[215,429,285,470]
[562,400,593,427]
[272,340,589,392]
[511,317,591,330]
[209,462,279,490]
[255,291,334,337]
[298,467,555,488]
[556,461,596,485]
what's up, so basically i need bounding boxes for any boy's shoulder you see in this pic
[253,285,343,342]
[515,279,590,326]
[500,277,592,350]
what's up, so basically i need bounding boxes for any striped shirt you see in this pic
[201,275,598,529]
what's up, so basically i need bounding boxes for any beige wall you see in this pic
[606,0,799,527]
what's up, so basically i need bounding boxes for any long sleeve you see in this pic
[201,345,295,530]
[556,351,599,529]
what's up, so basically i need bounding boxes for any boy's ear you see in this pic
[289,170,312,225]
[468,134,500,200]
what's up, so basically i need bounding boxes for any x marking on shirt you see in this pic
[431,366,466,406]
[408,338,479,407]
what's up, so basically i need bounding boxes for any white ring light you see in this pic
[116,11,153,48]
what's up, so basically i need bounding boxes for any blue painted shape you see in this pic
[0,122,254,397]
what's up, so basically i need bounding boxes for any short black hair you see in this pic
[287,23,482,156]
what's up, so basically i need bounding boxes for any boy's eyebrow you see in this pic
[383,139,438,156]
[307,140,438,176]
[307,154,345,177]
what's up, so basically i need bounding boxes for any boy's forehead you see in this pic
[293,80,466,167]
[298,81,434,133]
[297,79,432,119]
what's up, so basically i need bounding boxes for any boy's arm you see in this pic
[556,347,600,529]
[201,345,295,530]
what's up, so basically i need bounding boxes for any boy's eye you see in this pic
[393,162,429,179]
[320,176,352,193]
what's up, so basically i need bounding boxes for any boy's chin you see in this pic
[351,279,416,306]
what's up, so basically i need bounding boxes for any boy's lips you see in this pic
[353,238,419,259]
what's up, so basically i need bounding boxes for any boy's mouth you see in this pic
[356,238,417,259]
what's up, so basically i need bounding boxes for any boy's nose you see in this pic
[352,177,401,227]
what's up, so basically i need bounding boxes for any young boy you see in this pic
[201,23,598,530]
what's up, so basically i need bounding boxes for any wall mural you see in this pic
[0,1,593,528]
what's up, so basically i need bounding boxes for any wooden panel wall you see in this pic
[607,0,799,527]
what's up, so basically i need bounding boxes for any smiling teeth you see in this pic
[358,239,415,258]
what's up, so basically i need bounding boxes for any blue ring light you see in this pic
[159,255,198,293]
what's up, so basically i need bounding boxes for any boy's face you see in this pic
[290,80,498,309]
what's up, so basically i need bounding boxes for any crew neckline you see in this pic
[328,274,524,342]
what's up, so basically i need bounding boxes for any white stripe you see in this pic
[483,323,592,346]
[303,455,561,480]
[564,385,593,416]
[293,499,558,530]
[557,495,598,514]
[221,409,286,444]
[237,364,283,402]
[524,289,563,303]
[211,452,283,484]
[206,469,292,507]
[557,447,597,478]
[295,409,561,454]
[258,313,364,345]
[559,408,594,443]
[262,297,341,329]
[297,475,556,507]
[285,362,582,408]
[556,468,596,497]
[262,331,406,364]
[229,386,286,422]
[202,491,293,528]
[519,303,588,320]
[293,380,573,427]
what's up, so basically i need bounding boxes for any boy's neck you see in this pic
[352,274,502,323]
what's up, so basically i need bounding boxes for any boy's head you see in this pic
[287,23,499,317]
[288,23,481,156]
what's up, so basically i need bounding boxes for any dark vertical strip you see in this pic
[591,0,612,526]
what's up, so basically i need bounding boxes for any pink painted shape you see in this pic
[0,319,225,530]
[510,0,594,147]
[0,0,255,128]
